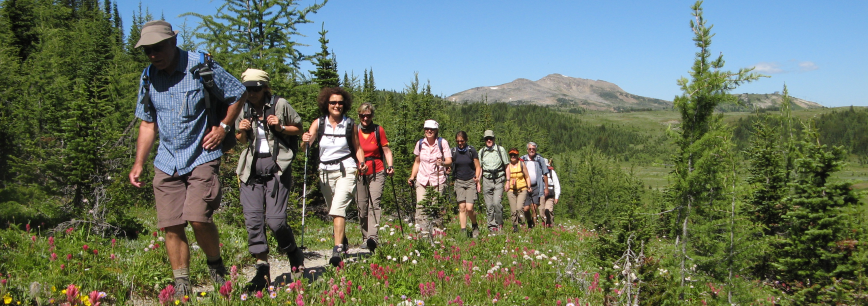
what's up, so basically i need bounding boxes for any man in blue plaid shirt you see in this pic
[128,20,246,297]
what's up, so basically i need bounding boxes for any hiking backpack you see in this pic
[316,116,357,166]
[241,95,299,163]
[358,124,386,169]
[480,145,508,178]
[139,51,236,152]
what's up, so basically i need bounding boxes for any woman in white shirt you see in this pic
[302,87,364,267]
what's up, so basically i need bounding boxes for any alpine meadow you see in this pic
[1,0,867,305]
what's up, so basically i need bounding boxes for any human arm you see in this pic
[408,155,421,186]
[522,161,531,192]
[474,157,482,192]
[203,91,247,150]
[301,119,319,149]
[355,127,368,173]
[129,120,157,188]
[383,145,394,176]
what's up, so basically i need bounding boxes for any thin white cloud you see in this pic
[753,62,784,74]
[798,61,819,72]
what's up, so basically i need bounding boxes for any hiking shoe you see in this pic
[173,277,192,300]
[288,247,305,271]
[360,242,369,250]
[329,245,343,267]
[207,259,228,289]
[513,225,519,233]
[246,264,270,292]
[341,236,349,254]
[472,227,480,238]
[366,238,377,254]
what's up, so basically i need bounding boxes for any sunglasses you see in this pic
[142,44,166,55]
[328,101,342,106]
[359,114,373,119]
[527,148,537,151]
[484,138,494,141]
[246,86,264,93]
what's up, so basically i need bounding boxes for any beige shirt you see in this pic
[234,96,302,183]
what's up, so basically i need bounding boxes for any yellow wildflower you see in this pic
[51,286,56,292]
[3,294,11,304]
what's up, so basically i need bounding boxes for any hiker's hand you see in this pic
[266,115,280,127]
[302,132,312,143]
[408,178,415,187]
[477,182,481,193]
[544,188,549,198]
[386,166,394,176]
[554,199,559,205]
[238,119,251,131]
[358,162,368,173]
[203,126,226,150]
[129,165,144,188]
[435,158,443,167]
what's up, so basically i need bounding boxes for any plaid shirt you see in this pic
[135,49,245,176]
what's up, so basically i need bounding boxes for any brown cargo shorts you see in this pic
[153,159,222,228]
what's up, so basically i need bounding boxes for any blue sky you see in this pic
[118,0,867,107]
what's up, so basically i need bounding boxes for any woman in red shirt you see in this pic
[355,102,394,253]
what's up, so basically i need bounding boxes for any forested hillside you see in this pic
[0,0,865,305]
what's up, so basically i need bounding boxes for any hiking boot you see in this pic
[471,226,480,238]
[207,258,228,289]
[329,245,343,267]
[246,263,270,292]
[287,247,305,271]
[513,225,519,233]
[173,277,192,300]
[366,238,377,254]
[341,236,349,254]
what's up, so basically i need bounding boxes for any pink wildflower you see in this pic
[218,281,232,299]
[65,227,74,235]
[50,253,58,261]
[153,231,158,237]
[93,249,98,255]
[66,284,79,303]
[60,264,65,270]
[110,239,116,247]
[26,224,31,232]
[296,294,305,306]
[89,290,102,305]
[230,265,239,282]
[110,254,116,260]
[255,290,264,299]
[66,254,72,260]
[158,284,175,305]
[49,236,55,246]
[82,244,89,251]
[31,235,36,242]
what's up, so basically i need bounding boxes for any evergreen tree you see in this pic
[310,23,339,89]
[182,0,326,90]
[668,0,764,292]
[775,124,862,304]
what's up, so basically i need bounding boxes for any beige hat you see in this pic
[135,20,178,48]
[241,68,270,87]
[483,130,495,139]
[423,120,439,130]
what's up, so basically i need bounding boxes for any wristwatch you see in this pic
[219,122,232,133]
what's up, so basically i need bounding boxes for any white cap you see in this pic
[423,119,439,130]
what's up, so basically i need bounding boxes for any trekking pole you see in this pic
[387,175,406,236]
[299,144,310,250]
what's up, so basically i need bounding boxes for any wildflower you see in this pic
[269,291,276,299]
[48,237,54,246]
[158,285,175,305]
[268,285,275,292]
[60,264,65,270]
[110,254,116,260]
[89,291,102,305]
[566,303,575,306]
[110,238,116,247]
[296,294,305,306]
[31,236,36,242]
[255,291,263,299]
[66,254,72,260]
[158,237,165,242]
[240,293,248,301]
[416,300,425,306]
[50,253,57,261]
[218,281,232,299]
[3,294,11,305]
[82,244,89,251]
[144,247,149,252]
[93,249,98,255]
[25,224,31,232]
[66,284,79,304]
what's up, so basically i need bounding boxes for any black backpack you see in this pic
[139,51,236,153]
[450,145,476,181]
[241,95,299,163]
[316,116,357,166]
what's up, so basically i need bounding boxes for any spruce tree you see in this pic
[310,23,339,89]
[669,0,764,292]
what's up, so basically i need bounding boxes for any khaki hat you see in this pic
[423,120,439,130]
[242,69,270,87]
[483,130,495,139]
[135,20,178,48]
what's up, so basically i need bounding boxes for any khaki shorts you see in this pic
[320,168,357,218]
[454,179,478,204]
[153,159,222,228]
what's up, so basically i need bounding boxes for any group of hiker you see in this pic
[127,20,561,296]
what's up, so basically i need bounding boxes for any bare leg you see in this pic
[458,202,468,229]
[190,221,221,259]
[467,203,477,224]
[165,224,190,270]
[333,216,346,247]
